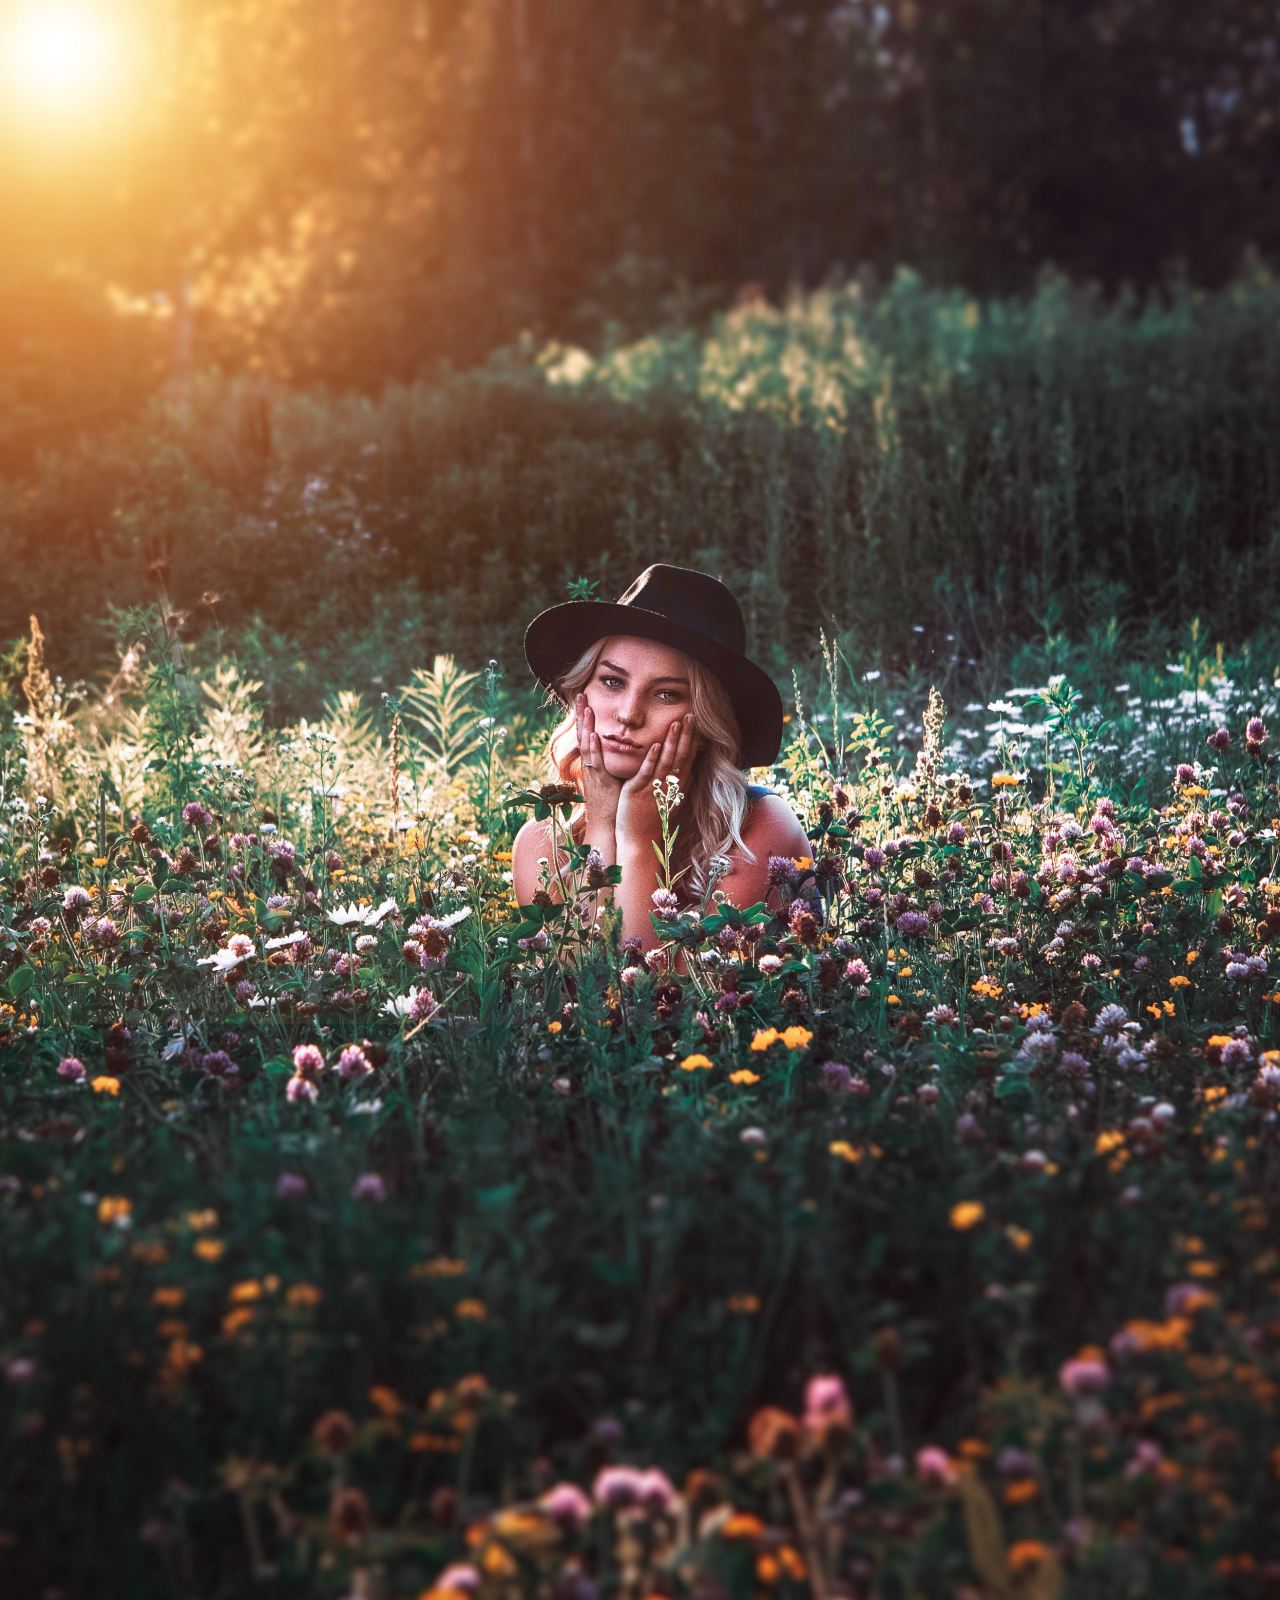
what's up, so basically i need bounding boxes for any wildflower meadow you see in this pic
[3,607,1280,1599]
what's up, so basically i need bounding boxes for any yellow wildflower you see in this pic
[546,1021,562,1034]
[729,1068,761,1085]
[781,1025,812,1050]
[678,1053,714,1071]
[369,1385,403,1418]
[1169,975,1192,989]
[96,1195,132,1225]
[90,1075,121,1096]
[829,1140,862,1163]
[193,1238,225,1263]
[950,1201,985,1230]
[750,1028,780,1052]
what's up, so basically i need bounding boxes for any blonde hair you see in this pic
[544,635,755,904]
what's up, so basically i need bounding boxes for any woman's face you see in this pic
[581,635,695,779]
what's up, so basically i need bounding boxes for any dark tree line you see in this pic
[1,0,1278,450]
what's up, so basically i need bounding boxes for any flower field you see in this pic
[3,623,1280,1598]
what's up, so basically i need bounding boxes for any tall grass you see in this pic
[3,263,1280,721]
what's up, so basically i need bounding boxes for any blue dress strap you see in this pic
[745,782,775,799]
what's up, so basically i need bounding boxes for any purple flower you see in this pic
[636,1468,678,1515]
[276,1172,308,1199]
[592,1464,644,1508]
[915,1446,956,1486]
[946,822,967,844]
[351,1172,387,1202]
[286,1074,318,1104]
[1059,1356,1109,1396]
[1245,716,1266,744]
[819,1060,853,1092]
[1094,1004,1128,1034]
[767,854,797,887]
[409,988,439,1023]
[182,801,213,829]
[201,1050,237,1078]
[57,1056,86,1081]
[1175,763,1196,784]
[337,1044,373,1081]
[435,1566,480,1595]
[843,958,870,985]
[1125,1439,1163,1480]
[1208,727,1231,751]
[538,1482,593,1529]
[84,916,120,949]
[292,1043,325,1079]
[895,910,931,938]
[804,1373,852,1435]
[996,1446,1038,1478]
[863,846,886,870]
[61,885,90,917]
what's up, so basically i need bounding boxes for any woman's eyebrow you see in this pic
[598,659,690,687]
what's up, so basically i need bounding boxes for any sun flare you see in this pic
[1,1,132,123]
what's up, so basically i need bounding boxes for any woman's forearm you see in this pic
[615,840,663,950]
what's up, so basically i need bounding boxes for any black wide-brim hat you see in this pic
[524,563,784,768]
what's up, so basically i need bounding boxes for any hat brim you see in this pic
[524,601,784,769]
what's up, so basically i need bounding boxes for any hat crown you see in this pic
[616,564,745,655]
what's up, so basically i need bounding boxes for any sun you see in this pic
[1,1,133,123]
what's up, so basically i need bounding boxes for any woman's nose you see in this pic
[617,699,642,729]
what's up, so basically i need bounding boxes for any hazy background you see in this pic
[2,0,1278,709]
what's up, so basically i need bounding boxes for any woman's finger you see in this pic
[632,739,662,786]
[673,713,694,774]
[659,717,682,776]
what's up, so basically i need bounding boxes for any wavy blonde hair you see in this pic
[544,635,756,904]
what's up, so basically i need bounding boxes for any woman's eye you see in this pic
[658,691,683,703]
[599,675,622,690]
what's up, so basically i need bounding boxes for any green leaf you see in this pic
[131,883,156,903]
[6,966,38,998]
[105,970,136,992]
[159,878,188,894]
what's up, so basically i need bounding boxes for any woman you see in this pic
[513,563,814,951]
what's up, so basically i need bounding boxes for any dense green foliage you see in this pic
[5,0,1277,438]
[2,619,1279,1595]
[5,267,1280,725]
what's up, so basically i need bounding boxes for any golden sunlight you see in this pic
[1,1,134,124]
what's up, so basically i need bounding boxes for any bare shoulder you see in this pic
[741,791,811,858]
[511,815,559,903]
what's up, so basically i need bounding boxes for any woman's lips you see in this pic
[603,736,640,753]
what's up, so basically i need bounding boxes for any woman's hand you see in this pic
[575,693,623,820]
[615,713,697,857]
